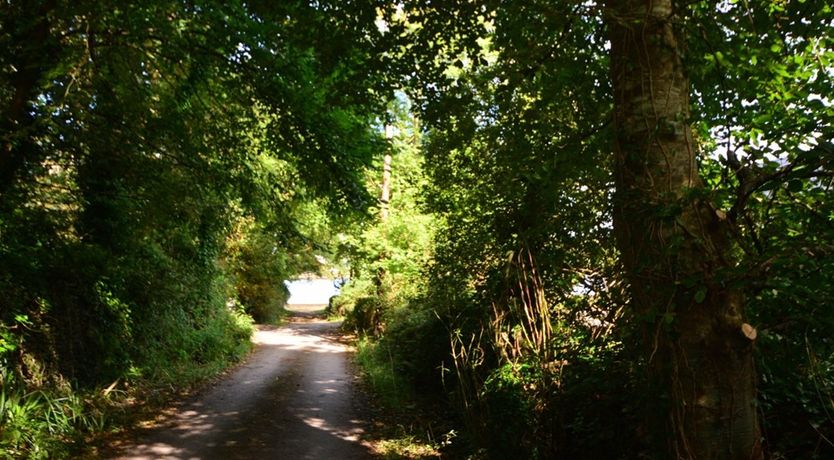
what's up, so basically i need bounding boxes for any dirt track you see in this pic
[115,316,374,459]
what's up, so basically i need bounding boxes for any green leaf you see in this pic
[787,179,804,193]
[662,312,676,324]
[695,288,707,303]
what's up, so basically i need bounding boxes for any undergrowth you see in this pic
[356,337,411,408]
[355,337,449,459]
[0,372,102,459]
[0,307,255,459]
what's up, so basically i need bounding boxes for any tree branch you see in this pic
[729,140,834,221]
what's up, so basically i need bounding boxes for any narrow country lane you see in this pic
[115,318,374,460]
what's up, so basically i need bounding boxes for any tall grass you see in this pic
[0,371,107,459]
[355,337,409,407]
[0,302,255,458]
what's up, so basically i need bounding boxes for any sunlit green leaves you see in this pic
[0,0,395,404]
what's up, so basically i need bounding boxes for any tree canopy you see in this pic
[2,1,833,458]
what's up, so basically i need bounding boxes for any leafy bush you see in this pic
[223,218,301,324]
[355,338,410,407]
[479,364,538,459]
[380,299,452,393]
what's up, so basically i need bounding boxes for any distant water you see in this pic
[284,279,342,305]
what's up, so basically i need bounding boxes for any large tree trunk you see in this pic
[606,1,762,458]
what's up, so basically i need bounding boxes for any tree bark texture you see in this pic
[380,152,392,220]
[381,124,394,220]
[607,1,762,458]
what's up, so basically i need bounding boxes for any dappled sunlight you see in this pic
[299,415,365,443]
[252,323,348,354]
[116,321,372,459]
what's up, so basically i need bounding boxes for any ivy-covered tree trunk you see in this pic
[607,1,762,458]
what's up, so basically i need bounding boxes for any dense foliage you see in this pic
[2,1,833,459]
[0,1,391,456]
[335,97,436,333]
[340,1,834,459]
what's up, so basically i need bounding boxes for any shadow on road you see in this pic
[116,320,374,460]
